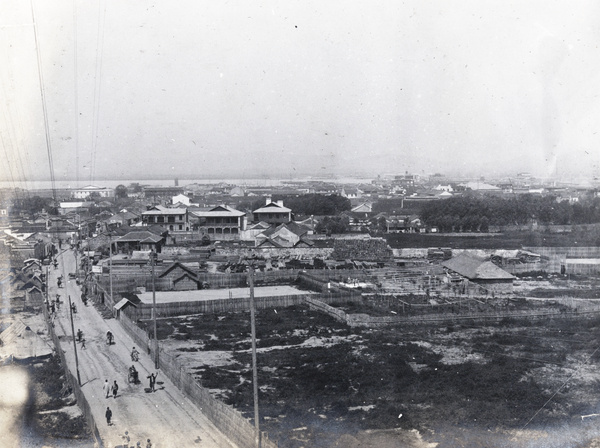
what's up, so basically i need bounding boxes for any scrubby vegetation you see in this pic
[156,305,600,447]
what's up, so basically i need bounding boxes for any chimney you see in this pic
[276,200,283,207]
[265,196,271,205]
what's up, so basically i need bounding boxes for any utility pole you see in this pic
[151,250,159,369]
[68,295,81,386]
[75,221,79,280]
[248,265,261,447]
[108,233,113,304]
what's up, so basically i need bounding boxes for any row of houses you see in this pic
[141,199,292,234]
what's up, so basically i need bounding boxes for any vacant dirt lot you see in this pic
[147,304,600,447]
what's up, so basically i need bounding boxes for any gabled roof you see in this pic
[190,205,245,218]
[158,261,197,278]
[253,202,292,213]
[294,239,314,247]
[247,221,271,230]
[142,206,187,215]
[256,238,284,248]
[117,231,163,243]
[442,254,514,280]
[109,211,139,221]
[173,272,200,284]
[351,203,372,213]
[261,222,309,238]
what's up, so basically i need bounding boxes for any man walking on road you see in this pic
[105,407,112,425]
[147,372,158,392]
[112,380,119,399]
[103,379,110,398]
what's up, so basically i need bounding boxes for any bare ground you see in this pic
[146,303,600,447]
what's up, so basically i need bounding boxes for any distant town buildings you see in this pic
[71,185,114,199]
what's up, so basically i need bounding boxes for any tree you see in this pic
[115,184,128,199]
[316,216,350,235]
[480,216,490,232]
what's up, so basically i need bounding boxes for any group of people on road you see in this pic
[103,379,119,399]
[52,248,159,445]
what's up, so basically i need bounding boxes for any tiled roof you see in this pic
[117,231,163,243]
[442,254,514,280]
[142,207,187,215]
[253,202,292,213]
[190,205,245,218]
[262,222,309,238]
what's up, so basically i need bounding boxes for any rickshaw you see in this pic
[128,365,139,384]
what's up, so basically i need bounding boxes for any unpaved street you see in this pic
[49,248,236,448]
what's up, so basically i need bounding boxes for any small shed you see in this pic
[113,293,141,318]
[441,254,515,294]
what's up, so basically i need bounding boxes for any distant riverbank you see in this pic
[0,176,374,191]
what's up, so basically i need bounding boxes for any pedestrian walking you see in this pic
[147,372,158,392]
[146,439,152,448]
[112,380,119,398]
[103,379,110,398]
[105,407,112,425]
[81,338,86,349]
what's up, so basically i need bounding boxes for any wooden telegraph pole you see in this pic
[248,265,261,447]
[151,250,159,369]
[68,295,82,386]
[108,233,113,304]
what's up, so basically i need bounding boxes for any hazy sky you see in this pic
[2,0,600,185]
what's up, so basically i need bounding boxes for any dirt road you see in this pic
[49,248,237,448]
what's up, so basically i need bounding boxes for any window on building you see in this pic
[178,224,182,230]
[168,216,175,223]
[169,225,173,230]
[157,216,164,223]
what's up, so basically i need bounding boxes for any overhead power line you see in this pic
[30,0,57,201]
[90,0,107,184]
[73,0,79,187]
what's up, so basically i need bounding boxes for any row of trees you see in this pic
[420,194,600,232]
[238,194,352,216]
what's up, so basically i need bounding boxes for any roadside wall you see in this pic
[42,305,103,447]
[125,290,361,320]
[305,297,600,328]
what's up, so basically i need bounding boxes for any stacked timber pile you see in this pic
[331,237,393,261]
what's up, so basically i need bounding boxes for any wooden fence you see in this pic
[124,289,361,320]
[306,297,600,328]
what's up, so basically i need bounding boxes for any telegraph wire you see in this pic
[30,0,57,202]
[73,0,79,187]
[0,130,19,199]
[0,29,32,199]
[521,343,600,429]
[90,0,107,184]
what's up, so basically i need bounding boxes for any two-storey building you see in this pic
[252,200,292,225]
[188,205,246,238]
[141,206,188,232]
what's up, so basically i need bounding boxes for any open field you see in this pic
[145,302,600,447]
[137,285,314,304]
